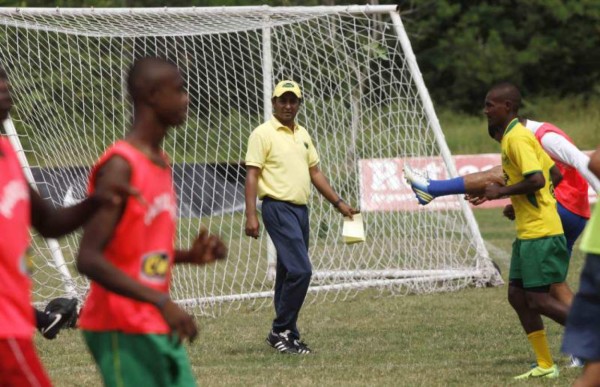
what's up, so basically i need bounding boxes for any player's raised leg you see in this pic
[403,164,503,205]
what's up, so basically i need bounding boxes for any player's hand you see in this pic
[185,228,227,265]
[93,182,145,207]
[337,202,358,220]
[160,299,198,344]
[465,194,488,206]
[484,183,504,200]
[503,204,515,220]
[245,214,260,239]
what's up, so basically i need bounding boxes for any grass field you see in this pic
[36,207,587,386]
[33,98,598,386]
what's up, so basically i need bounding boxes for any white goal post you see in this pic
[0,5,502,313]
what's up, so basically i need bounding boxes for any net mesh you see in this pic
[0,6,500,314]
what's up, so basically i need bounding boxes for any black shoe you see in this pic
[292,338,312,354]
[40,298,78,339]
[266,330,298,354]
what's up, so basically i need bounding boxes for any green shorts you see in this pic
[509,234,569,289]
[82,331,196,387]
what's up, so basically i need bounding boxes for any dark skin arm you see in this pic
[309,165,357,218]
[549,165,563,188]
[29,181,138,239]
[484,171,545,200]
[503,204,515,220]
[76,156,197,343]
[29,187,102,239]
[174,228,227,264]
[244,165,261,238]
[501,166,562,222]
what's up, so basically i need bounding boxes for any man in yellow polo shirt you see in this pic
[245,80,356,354]
[562,146,600,385]
[483,83,569,380]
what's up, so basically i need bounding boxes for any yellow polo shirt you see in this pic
[501,119,563,239]
[245,116,319,205]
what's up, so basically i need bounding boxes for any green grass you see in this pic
[31,97,597,385]
[37,207,586,386]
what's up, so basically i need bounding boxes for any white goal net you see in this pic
[0,5,502,314]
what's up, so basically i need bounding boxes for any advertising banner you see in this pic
[359,154,596,212]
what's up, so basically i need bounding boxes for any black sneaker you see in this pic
[266,330,298,354]
[40,298,78,339]
[293,338,312,354]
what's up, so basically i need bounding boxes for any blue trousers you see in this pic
[557,201,588,256]
[562,254,600,361]
[262,197,312,339]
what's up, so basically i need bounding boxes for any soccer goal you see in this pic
[0,5,502,314]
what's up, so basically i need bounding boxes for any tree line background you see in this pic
[0,0,598,113]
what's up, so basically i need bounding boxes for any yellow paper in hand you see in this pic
[342,213,365,244]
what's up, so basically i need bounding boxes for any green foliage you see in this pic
[401,0,600,112]
[440,96,600,155]
[2,0,597,113]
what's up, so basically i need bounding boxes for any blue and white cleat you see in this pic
[568,355,584,368]
[403,164,434,205]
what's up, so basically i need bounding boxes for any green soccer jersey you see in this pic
[581,203,600,254]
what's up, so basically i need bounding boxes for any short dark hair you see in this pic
[127,57,177,102]
[0,67,8,80]
[488,82,522,113]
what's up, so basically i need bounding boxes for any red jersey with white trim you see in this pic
[79,141,177,334]
[534,123,590,219]
[0,136,34,338]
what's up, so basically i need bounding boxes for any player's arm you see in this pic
[485,171,545,199]
[76,157,197,341]
[589,145,600,179]
[244,165,261,238]
[309,165,357,218]
[485,137,546,199]
[29,181,136,239]
[503,204,515,220]
[29,187,102,238]
[174,228,227,265]
[541,132,600,191]
[549,165,563,187]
